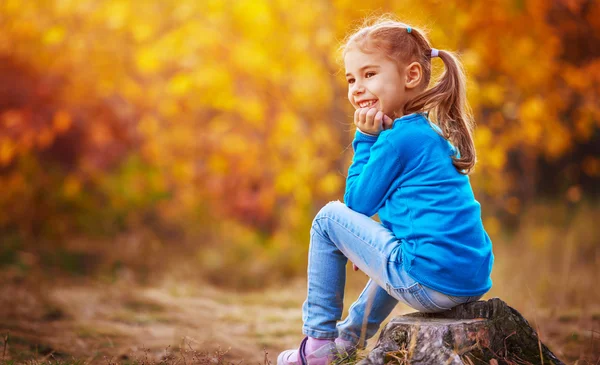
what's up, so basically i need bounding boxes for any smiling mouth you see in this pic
[358,100,378,108]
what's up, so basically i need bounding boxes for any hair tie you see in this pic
[406,27,412,33]
[431,48,439,58]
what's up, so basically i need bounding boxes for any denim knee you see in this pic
[311,200,345,237]
[316,200,346,220]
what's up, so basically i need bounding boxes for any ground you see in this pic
[0,272,598,364]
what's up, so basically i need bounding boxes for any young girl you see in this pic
[278,18,494,365]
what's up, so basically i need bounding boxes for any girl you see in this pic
[278,18,494,365]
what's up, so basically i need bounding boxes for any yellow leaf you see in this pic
[244,99,265,125]
[132,22,154,43]
[481,84,504,107]
[135,47,160,74]
[208,155,228,174]
[275,169,296,195]
[4,0,20,13]
[519,98,545,142]
[318,172,342,195]
[43,26,65,45]
[474,126,492,147]
[461,49,481,75]
[104,1,129,30]
[520,98,545,121]
[167,73,193,96]
[274,112,299,139]
[232,41,269,74]
[488,147,506,169]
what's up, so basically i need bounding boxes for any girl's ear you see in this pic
[404,62,423,90]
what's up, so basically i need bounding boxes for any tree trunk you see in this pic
[359,298,565,365]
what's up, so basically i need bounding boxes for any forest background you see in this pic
[0,0,599,363]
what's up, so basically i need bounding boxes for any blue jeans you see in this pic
[302,201,483,344]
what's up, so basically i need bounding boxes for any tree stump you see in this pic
[359,298,565,365]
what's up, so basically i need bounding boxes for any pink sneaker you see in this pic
[277,337,337,365]
[334,337,357,358]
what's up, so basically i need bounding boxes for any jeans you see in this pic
[302,201,483,345]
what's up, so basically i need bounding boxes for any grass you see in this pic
[331,349,365,365]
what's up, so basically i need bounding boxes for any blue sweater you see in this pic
[344,113,494,296]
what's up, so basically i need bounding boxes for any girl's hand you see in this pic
[354,107,394,136]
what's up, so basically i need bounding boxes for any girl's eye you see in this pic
[347,78,355,84]
[365,72,375,78]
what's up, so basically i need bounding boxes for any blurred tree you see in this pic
[0,0,598,269]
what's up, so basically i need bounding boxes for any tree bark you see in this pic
[359,298,565,365]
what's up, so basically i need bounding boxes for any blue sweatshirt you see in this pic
[344,112,494,296]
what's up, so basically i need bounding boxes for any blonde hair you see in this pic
[342,16,476,174]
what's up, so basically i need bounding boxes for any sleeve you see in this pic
[344,130,405,217]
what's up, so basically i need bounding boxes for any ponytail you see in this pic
[343,17,477,174]
[404,50,476,174]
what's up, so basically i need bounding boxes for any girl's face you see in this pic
[344,45,407,119]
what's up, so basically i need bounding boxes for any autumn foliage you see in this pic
[0,0,599,283]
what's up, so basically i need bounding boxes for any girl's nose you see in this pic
[352,83,364,95]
